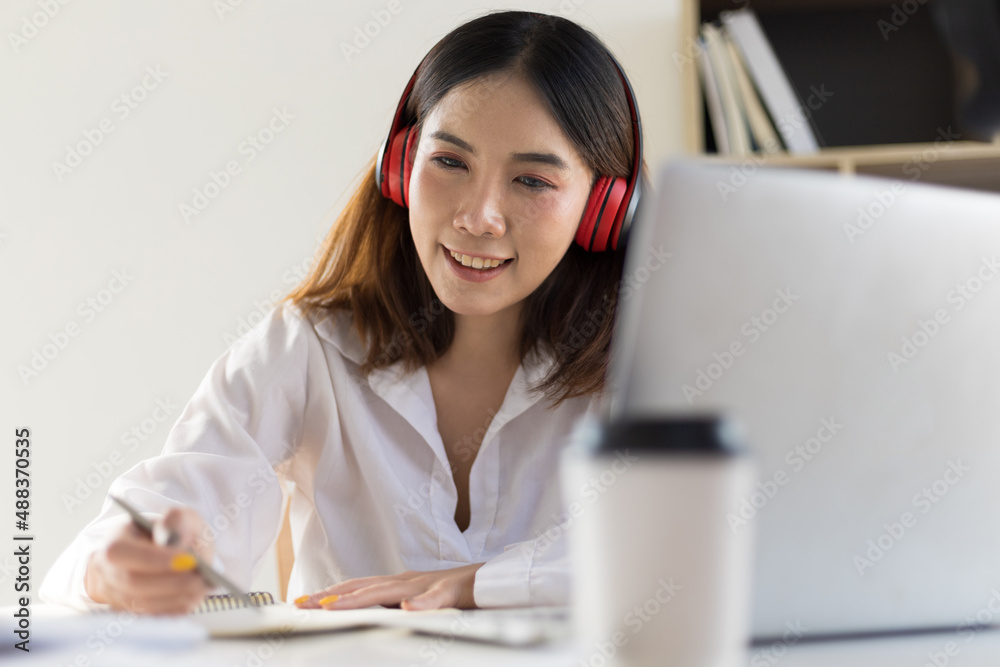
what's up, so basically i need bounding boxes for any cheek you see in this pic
[517,203,583,270]
[526,189,589,246]
[409,161,451,207]
[407,164,443,242]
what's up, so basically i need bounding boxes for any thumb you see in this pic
[156,507,213,561]
[400,586,449,611]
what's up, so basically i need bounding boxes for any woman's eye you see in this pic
[432,156,464,169]
[518,176,551,191]
[432,157,551,191]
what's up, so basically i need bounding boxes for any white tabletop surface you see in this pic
[5,604,1000,665]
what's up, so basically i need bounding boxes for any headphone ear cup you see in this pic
[383,125,418,208]
[576,175,627,252]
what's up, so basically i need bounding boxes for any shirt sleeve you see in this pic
[40,303,311,610]
[473,400,606,608]
[472,529,573,608]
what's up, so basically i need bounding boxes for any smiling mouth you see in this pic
[447,249,513,270]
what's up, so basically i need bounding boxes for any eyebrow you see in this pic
[429,130,570,171]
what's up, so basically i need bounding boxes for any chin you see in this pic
[439,298,501,317]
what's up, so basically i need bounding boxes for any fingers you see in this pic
[400,584,451,611]
[86,505,216,615]
[156,507,213,561]
[320,580,419,610]
[298,574,448,611]
[294,573,413,609]
[90,547,212,615]
[293,567,478,612]
[106,580,213,616]
[104,531,190,573]
[110,571,212,609]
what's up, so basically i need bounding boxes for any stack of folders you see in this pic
[696,9,820,156]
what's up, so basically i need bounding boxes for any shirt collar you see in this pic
[309,306,559,463]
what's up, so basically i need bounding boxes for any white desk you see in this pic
[6,604,1000,665]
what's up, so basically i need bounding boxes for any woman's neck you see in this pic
[436,304,523,378]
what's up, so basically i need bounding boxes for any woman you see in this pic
[40,9,647,614]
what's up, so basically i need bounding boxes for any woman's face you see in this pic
[407,72,594,318]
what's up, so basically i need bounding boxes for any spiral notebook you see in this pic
[192,591,276,613]
[187,591,421,638]
[187,592,566,645]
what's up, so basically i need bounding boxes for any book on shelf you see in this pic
[718,8,820,155]
[697,4,961,156]
[721,26,782,156]
[696,33,730,155]
[700,23,752,156]
[695,8,818,156]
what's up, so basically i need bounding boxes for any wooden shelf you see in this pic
[690,140,1000,193]
[700,0,923,16]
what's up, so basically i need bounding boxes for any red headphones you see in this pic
[375,49,644,252]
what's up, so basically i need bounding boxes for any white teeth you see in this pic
[450,250,505,269]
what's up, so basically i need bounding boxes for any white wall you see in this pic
[0,0,688,607]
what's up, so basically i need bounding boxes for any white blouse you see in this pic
[40,302,603,610]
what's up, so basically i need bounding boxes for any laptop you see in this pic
[608,159,1000,640]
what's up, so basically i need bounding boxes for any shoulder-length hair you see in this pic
[281,10,647,409]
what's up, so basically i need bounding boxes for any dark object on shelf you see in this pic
[755,6,957,147]
[931,0,1000,141]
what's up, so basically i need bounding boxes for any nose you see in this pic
[453,176,507,239]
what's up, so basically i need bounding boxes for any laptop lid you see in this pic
[610,159,1000,639]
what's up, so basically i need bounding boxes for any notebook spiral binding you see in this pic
[192,591,276,614]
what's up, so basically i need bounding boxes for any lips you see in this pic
[441,245,513,282]
[445,247,513,263]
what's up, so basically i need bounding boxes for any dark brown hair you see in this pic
[281,10,647,409]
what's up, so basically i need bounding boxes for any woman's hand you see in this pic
[84,506,215,615]
[295,563,486,611]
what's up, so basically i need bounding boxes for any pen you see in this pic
[109,494,259,612]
